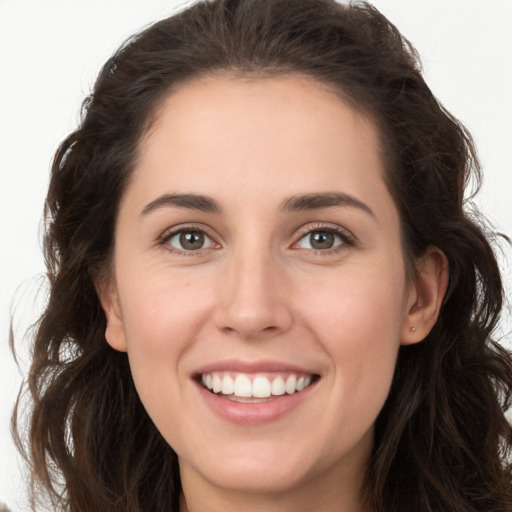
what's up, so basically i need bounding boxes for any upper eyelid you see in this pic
[293,222,355,241]
[157,225,220,256]
[158,223,218,242]
[292,225,357,255]
[156,221,356,248]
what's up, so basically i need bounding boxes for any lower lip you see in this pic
[195,380,318,425]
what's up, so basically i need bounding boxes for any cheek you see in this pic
[121,270,210,344]
[299,262,407,346]
[298,265,406,413]
[116,272,217,445]
[118,271,213,391]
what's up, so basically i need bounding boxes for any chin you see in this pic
[191,459,312,495]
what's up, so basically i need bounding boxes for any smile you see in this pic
[201,372,315,400]
[194,364,320,424]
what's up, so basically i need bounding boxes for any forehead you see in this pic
[126,75,394,224]
[144,74,377,162]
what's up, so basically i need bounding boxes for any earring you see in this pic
[410,326,417,332]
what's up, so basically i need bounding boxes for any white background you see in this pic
[1,1,511,510]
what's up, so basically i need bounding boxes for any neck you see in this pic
[180,489,367,512]
[180,476,368,512]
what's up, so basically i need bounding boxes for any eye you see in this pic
[295,228,349,251]
[166,229,215,252]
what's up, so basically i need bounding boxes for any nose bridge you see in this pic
[215,238,292,337]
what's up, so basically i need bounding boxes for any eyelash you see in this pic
[292,223,356,255]
[157,223,356,256]
[158,224,219,256]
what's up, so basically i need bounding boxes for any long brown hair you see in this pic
[13,1,512,510]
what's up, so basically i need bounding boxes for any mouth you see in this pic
[197,371,319,403]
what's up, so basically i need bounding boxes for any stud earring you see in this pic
[410,326,417,332]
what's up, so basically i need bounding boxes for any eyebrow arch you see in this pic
[141,193,222,216]
[281,192,375,218]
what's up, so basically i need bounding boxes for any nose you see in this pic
[214,248,293,339]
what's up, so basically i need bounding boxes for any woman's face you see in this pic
[101,76,423,500]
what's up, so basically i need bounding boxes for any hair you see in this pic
[12,0,512,511]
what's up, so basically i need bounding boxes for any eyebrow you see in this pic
[140,191,374,218]
[141,193,222,216]
[281,192,375,218]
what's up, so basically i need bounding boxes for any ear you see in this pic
[401,247,449,345]
[94,276,128,352]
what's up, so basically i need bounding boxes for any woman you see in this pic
[12,0,512,511]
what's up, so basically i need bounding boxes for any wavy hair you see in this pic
[13,0,512,510]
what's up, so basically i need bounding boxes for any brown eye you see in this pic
[296,229,345,251]
[180,231,204,250]
[310,231,335,249]
[167,230,214,251]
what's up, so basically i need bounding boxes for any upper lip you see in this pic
[193,359,318,376]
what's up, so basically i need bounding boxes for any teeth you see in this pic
[252,377,272,398]
[221,374,234,395]
[271,376,286,396]
[212,374,222,393]
[201,372,314,398]
[234,374,252,397]
[285,375,296,394]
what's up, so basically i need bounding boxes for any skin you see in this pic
[98,75,447,512]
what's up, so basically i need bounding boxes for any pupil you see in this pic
[311,231,334,249]
[180,232,204,250]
